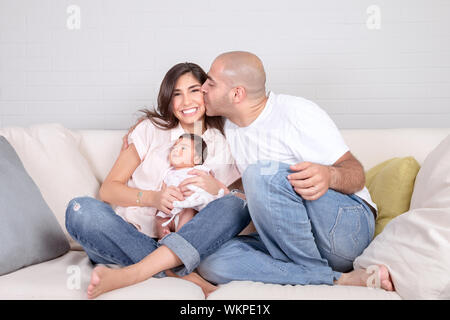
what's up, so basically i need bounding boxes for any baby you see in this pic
[155,133,224,239]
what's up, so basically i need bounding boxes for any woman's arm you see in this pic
[99,144,184,214]
[99,144,152,207]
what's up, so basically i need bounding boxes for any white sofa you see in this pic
[1,126,450,300]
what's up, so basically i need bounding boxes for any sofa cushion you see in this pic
[0,136,70,276]
[0,124,101,250]
[341,128,450,170]
[354,134,450,299]
[207,280,401,300]
[0,251,205,300]
[365,157,420,237]
[76,130,124,183]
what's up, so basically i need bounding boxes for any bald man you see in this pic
[197,51,394,290]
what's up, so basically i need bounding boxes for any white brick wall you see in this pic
[0,0,449,129]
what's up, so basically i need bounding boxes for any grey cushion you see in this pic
[0,136,70,275]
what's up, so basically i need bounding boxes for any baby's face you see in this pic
[169,137,195,168]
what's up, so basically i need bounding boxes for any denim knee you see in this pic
[65,196,104,239]
[243,160,291,184]
[197,251,233,285]
[243,161,279,181]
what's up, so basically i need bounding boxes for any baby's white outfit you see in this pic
[114,120,240,238]
[156,164,224,228]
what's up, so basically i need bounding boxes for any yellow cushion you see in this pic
[365,157,420,237]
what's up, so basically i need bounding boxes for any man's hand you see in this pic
[288,152,366,201]
[287,162,331,201]
[121,117,147,151]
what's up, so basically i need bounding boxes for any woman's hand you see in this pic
[178,169,228,197]
[151,183,185,215]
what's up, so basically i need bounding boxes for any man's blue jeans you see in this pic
[65,193,251,277]
[197,161,375,285]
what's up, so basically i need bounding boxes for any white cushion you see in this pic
[341,128,450,169]
[354,134,450,299]
[77,130,124,183]
[207,281,401,300]
[0,251,205,300]
[0,124,100,250]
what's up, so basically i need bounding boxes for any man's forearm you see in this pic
[328,159,366,195]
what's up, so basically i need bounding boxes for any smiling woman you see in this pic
[139,62,225,136]
[171,75,205,133]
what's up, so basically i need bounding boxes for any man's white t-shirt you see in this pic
[224,91,377,212]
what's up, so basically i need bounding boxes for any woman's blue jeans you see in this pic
[66,160,374,285]
[65,193,251,277]
[197,161,375,285]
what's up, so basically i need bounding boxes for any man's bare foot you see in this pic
[166,270,218,298]
[335,264,395,291]
[87,265,138,299]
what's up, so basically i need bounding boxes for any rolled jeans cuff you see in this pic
[159,232,200,277]
[333,271,342,283]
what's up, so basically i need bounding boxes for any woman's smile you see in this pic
[181,107,200,116]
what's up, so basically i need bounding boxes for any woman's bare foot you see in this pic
[335,264,394,291]
[166,270,218,298]
[87,265,139,299]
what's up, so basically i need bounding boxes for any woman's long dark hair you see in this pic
[138,62,225,135]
